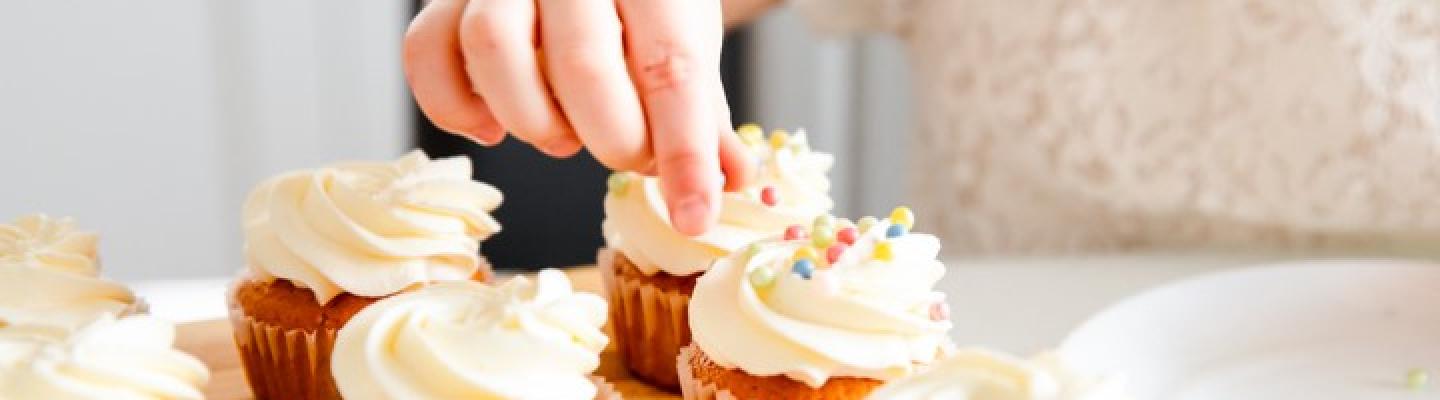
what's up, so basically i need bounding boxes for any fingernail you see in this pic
[441,129,496,146]
[462,134,493,146]
[545,139,574,153]
[672,196,713,236]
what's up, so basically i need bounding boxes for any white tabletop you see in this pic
[126,251,1340,354]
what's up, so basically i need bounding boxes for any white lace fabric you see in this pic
[793,0,1440,256]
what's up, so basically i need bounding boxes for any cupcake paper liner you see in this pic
[599,248,694,390]
[592,376,624,400]
[677,344,738,400]
[228,305,341,400]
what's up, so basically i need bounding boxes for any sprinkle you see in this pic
[811,226,835,248]
[789,130,811,154]
[812,215,834,231]
[759,186,779,207]
[793,246,820,263]
[873,241,894,261]
[856,216,879,233]
[749,267,776,288]
[789,140,810,154]
[890,206,915,230]
[606,173,630,195]
[1408,368,1430,391]
[929,302,951,321]
[737,123,764,145]
[825,243,847,263]
[769,129,790,150]
[885,224,908,238]
[835,227,858,245]
[791,259,815,279]
[783,225,808,241]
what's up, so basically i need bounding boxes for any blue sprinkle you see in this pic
[791,259,815,279]
[885,224,907,238]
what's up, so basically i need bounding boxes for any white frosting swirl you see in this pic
[332,270,609,400]
[0,314,211,400]
[689,217,953,388]
[0,215,135,335]
[866,349,1132,400]
[243,150,503,303]
[603,129,833,276]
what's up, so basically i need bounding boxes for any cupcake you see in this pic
[0,313,211,399]
[229,150,503,399]
[865,349,1132,400]
[0,214,138,337]
[601,124,834,388]
[681,208,953,399]
[331,269,618,400]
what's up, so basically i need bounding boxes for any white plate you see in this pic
[1059,260,1440,399]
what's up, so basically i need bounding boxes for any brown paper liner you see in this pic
[677,344,885,400]
[599,248,697,390]
[677,344,738,400]
[592,376,624,400]
[228,305,340,400]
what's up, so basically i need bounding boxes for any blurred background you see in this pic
[0,1,910,279]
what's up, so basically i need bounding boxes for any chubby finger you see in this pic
[539,0,650,171]
[459,0,580,157]
[617,0,724,235]
[404,0,503,144]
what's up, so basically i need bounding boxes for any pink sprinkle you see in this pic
[783,225,807,241]
[760,186,779,207]
[835,227,858,245]
[825,243,847,263]
[929,302,951,321]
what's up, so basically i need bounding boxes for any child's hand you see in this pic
[404,0,753,235]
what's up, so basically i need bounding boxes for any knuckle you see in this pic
[459,11,517,51]
[658,147,706,170]
[635,41,699,95]
[401,27,434,63]
[549,46,611,82]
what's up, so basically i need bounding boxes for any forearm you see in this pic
[723,0,781,29]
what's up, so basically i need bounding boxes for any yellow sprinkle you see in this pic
[748,267,776,288]
[769,129,790,150]
[789,130,811,153]
[1408,368,1430,391]
[873,241,894,262]
[890,206,915,230]
[606,173,631,195]
[794,246,819,263]
[811,226,835,249]
[812,215,834,230]
[737,123,764,145]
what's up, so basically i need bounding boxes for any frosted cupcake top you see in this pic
[332,270,609,400]
[0,314,211,399]
[603,125,834,276]
[243,150,503,303]
[0,214,136,335]
[866,349,1132,400]
[689,208,953,388]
